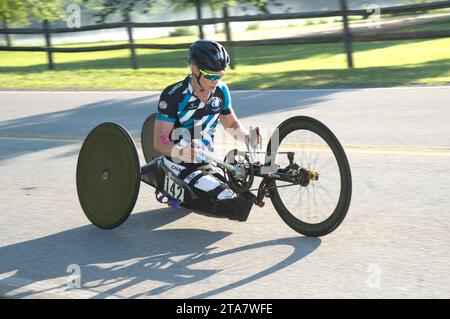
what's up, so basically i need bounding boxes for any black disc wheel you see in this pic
[76,122,141,229]
[265,116,352,237]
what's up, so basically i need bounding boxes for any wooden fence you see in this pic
[1,0,449,70]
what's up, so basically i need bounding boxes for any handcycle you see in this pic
[76,114,352,237]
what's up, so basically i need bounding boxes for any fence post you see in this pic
[125,12,138,70]
[43,19,54,70]
[196,0,205,39]
[222,4,235,70]
[340,0,354,68]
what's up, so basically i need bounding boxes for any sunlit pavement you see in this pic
[0,87,449,298]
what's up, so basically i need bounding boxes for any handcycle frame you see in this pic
[193,140,318,208]
[77,113,351,237]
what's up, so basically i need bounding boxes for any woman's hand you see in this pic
[247,126,262,149]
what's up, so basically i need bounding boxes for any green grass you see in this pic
[394,17,450,32]
[362,16,450,34]
[0,36,449,90]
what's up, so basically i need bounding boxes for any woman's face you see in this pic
[192,65,224,93]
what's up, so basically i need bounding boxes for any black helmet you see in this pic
[188,40,230,72]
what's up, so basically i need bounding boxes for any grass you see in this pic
[362,16,450,34]
[0,35,449,90]
[393,17,450,32]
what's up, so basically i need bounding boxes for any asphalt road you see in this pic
[0,87,449,299]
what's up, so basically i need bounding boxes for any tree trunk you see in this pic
[1,14,12,46]
[210,3,218,34]
[196,0,204,39]
[222,5,235,70]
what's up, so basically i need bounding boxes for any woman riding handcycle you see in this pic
[76,40,352,237]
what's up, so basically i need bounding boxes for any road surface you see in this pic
[0,87,449,298]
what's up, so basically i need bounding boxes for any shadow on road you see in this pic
[0,208,320,299]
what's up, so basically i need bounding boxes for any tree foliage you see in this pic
[81,0,158,23]
[81,0,287,24]
[166,0,286,15]
[0,0,62,27]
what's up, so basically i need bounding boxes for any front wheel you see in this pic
[265,116,352,237]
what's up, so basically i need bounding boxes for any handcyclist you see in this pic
[153,39,261,206]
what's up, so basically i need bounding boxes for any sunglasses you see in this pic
[199,68,224,81]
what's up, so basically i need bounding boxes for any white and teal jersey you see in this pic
[156,75,233,163]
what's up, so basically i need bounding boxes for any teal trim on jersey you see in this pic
[156,114,176,123]
[177,93,193,120]
[219,82,231,112]
[202,138,210,145]
[211,120,219,130]
[202,114,216,131]
[198,114,217,148]
[181,117,195,129]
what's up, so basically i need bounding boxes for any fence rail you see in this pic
[1,0,449,70]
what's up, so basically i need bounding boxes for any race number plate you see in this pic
[164,175,184,203]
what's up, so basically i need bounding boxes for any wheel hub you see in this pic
[101,170,109,181]
[309,169,319,181]
[234,163,247,180]
[297,168,310,186]
[223,149,254,193]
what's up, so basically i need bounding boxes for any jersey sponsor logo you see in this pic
[171,165,183,173]
[168,82,183,95]
[159,100,168,110]
[209,97,221,111]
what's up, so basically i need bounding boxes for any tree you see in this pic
[0,0,62,45]
[81,0,158,23]
[0,0,62,26]
[234,0,285,15]
[0,0,27,29]
[167,0,285,15]
[81,0,286,24]
[165,0,285,38]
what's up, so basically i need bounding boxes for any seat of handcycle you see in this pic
[140,156,254,222]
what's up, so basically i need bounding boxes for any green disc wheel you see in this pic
[76,122,140,229]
